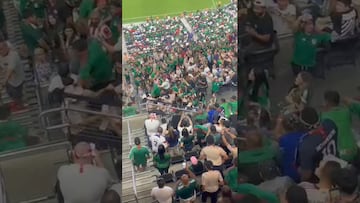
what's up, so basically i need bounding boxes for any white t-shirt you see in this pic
[269,4,296,35]
[57,164,113,203]
[145,119,161,136]
[151,186,174,203]
[149,134,166,152]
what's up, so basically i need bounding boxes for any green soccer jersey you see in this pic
[21,22,43,53]
[123,106,137,117]
[129,146,150,166]
[80,40,113,86]
[212,82,222,93]
[151,84,161,98]
[228,101,238,115]
[321,104,360,161]
[221,102,231,118]
[292,32,330,67]
[176,179,197,199]
[153,154,171,169]
[181,136,194,148]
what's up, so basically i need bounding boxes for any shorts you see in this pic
[133,161,147,168]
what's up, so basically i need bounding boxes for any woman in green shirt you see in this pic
[247,67,270,110]
[153,144,171,175]
[129,137,150,172]
[181,129,194,152]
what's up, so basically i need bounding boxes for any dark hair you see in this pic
[247,67,269,103]
[134,137,141,145]
[206,135,215,145]
[0,105,10,120]
[322,161,341,181]
[221,98,226,103]
[157,144,165,160]
[161,118,167,124]
[210,125,217,133]
[158,127,163,134]
[324,90,340,106]
[182,128,189,138]
[157,178,166,188]
[286,185,308,203]
[299,107,319,130]
[100,190,120,203]
[332,168,358,195]
[204,160,213,170]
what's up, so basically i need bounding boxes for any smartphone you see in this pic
[329,188,340,202]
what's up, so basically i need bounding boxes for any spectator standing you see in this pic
[268,0,296,35]
[322,91,360,162]
[291,13,330,76]
[299,159,341,203]
[79,27,114,91]
[200,135,228,175]
[243,0,274,52]
[20,9,50,54]
[153,144,171,175]
[129,137,151,172]
[151,178,174,203]
[295,107,339,182]
[145,113,161,136]
[57,142,112,203]
[201,160,224,203]
[149,127,167,153]
[175,165,198,203]
[329,0,358,41]
[0,38,27,111]
[165,126,180,156]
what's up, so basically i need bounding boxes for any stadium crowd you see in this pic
[130,0,360,203]
[0,0,121,202]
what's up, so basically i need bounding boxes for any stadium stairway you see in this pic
[122,128,158,203]
[1,0,45,140]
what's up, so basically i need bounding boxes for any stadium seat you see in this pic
[158,173,174,183]
[175,169,188,180]
[171,155,184,165]
[184,150,199,161]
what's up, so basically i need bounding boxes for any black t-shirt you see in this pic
[246,9,274,46]
[331,8,358,39]
[296,119,339,172]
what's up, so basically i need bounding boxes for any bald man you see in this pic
[57,142,113,203]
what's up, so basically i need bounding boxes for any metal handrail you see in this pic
[127,119,139,203]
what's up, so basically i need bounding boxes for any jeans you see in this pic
[201,190,219,203]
